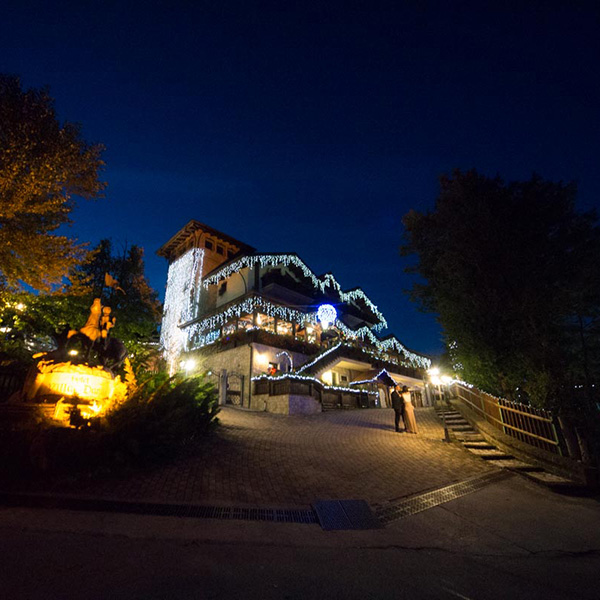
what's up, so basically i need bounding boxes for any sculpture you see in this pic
[23,276,134,422]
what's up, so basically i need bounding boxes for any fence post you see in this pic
[219,369,228,406]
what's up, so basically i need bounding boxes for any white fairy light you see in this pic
[349,369,390,386]
[181,292,431,369]
[317,304,337,329]
[297,342,343,373]
[161,244,430,371]
[251,372,378,396]
[275,350,294,371]
[160,247,205,374]
[202,253,388,330]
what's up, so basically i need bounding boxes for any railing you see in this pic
[450,382,561,455]
[253,376,374,410]
[297,342,423,380]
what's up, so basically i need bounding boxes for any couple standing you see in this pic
[391,385,418,434]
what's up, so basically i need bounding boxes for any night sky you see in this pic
[2,2,599,356]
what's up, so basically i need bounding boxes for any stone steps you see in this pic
[466,448,514,460]
[486,459,543,472]
[463,441,496,449]
[435,407,582,492]
[453,432,485,441]
[450,425,475,432]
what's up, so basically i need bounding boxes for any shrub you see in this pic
[101,372,220,464]
[1,372,220,481]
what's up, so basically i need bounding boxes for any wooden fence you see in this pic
[253,376,374,410]
[450,382,561,455]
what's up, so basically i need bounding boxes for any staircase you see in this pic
[296,343,349,377]
[434,406,582,489]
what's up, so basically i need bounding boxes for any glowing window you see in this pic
[256,313,274,332]
[238,314,253,330]
[276,321,293,336]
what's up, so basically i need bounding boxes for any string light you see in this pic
[186,295,318,343]
[202,253,388,330]
[349,369,391,386]
[317,304,337,329]
[160,245,430,372]
[160,247,204,373]
[251,372,378,396]
[275,350,294,370]
[296,342,343,373]
[182,294,430,369]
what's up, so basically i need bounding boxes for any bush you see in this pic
[102,372,220,464]
[1,373,220,482]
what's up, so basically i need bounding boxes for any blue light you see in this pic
[317,304,337,329]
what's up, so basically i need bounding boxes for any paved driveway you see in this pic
[69,407,493,508]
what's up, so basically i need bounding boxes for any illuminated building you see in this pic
[158,221,432,413]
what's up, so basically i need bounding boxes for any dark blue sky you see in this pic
[2,1,599,355]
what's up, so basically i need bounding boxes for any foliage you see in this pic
[1,373,219,481]
[101,372,220,464]
[402,169,600,411]
[0,75,105,291]
[86,241,162,346]
[0,239,161,367]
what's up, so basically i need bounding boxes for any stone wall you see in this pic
[251,393,322,415]
[190,345,252,407]
[251,343,308,377]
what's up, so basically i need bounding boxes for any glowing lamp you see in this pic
[317,304,337,330]
[255,353,269,366]
[68,349,79,356]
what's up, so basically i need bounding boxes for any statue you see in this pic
[23,274,134,422]
[75,298,103,343]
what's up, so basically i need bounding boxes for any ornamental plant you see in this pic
[101,372,220,464]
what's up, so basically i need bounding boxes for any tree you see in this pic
[0,75,105,291]
[0,240,161,370]
[401,169,600,412]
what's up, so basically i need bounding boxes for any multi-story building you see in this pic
[158,220,432,414]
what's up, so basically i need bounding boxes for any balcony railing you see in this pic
[253,375,375,410]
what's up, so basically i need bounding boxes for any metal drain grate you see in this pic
[313,499,382,530]
[376,471,513,524]
[0,492,317,524]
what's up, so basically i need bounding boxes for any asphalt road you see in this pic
[1,476,599,600]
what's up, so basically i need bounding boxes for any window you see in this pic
[218,281,227,296]
[340,375,348,383]
[238,314,253,330]
[276,321,293,336]
[228,250,235,259]
[216,245,225,255]
[205,239,214,250]
[256,313,274,333]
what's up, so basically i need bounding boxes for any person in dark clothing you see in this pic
[390,385,405,432]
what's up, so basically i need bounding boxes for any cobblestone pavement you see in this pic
[65,407,494,508]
